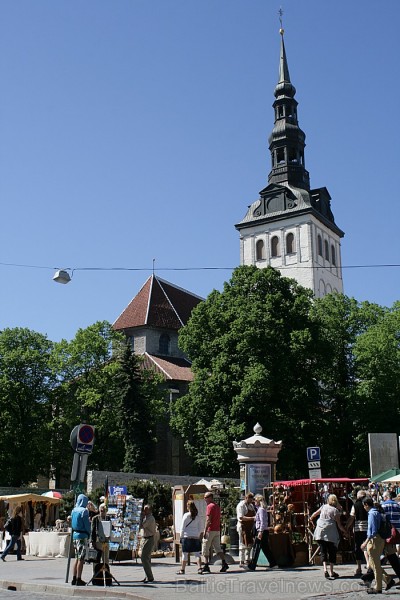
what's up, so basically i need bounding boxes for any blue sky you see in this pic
[0,0,399,342]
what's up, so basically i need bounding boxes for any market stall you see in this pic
[0,493,62,556]
[270,478,369,565]
[0,492,62,528]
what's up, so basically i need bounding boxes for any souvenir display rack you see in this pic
[107,494,143,559]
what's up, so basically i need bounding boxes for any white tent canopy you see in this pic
[0,493,61,504]
[194,478,222,490]
[380,475,400,484]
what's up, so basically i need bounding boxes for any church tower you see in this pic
[235,27,344,297]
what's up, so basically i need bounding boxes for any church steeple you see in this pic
[268,28,310,190]
[235,17,344,299]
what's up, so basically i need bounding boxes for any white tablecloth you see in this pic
[24,532,71,557]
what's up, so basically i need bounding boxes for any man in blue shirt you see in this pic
[382,491,400,529]
[380,491,400,583]
[361,497,394,594]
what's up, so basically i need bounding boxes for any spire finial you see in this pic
[278,7,284,36]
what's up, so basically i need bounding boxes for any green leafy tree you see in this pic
[0,328,54,486]
[49,321,125,480]
[353,301,400,471]
[171,266,321,478]
[310,294,385,476]
[50,321,164,482]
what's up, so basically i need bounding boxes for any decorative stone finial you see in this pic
[253,423,263,435]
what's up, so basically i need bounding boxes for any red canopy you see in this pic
[273,477,368,487]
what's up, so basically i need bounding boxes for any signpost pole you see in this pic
[65,424,95,584]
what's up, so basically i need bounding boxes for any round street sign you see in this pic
[78,425,95,444]
[70,424,95,454]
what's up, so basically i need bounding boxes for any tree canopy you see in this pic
[172,266,400,479]
[172,266,321,477]
[0,321,163,487]
[3,268,400,485]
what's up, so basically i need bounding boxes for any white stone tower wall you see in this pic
[239,215,343,297]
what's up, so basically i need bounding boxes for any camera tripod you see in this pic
[87,541,120,587]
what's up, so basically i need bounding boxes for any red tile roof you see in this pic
[113,276,203,331]
[142,353,194,382]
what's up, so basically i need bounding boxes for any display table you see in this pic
[24,532,72,557]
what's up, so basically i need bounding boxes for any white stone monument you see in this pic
[233,423,282,494]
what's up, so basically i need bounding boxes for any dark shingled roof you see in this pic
[113,275,203,331]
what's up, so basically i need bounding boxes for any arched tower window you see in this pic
[286,232,295,254]
[159,333,170,355]
[271,236,280,257]
[317,235,323,257]
[324,240,329,261]
[256,239,265,261]
[276,148,285,164]
[288,148,298,163]
[331,244,336,266]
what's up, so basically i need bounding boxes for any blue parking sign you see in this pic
[307,447,321,461]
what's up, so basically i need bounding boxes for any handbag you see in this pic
[86,546,99,562]
[386,526,400,545]
[248,537,261,570]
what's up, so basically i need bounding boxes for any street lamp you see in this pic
[53,269,72,284]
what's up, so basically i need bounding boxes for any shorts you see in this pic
[74,538,88,560]
[202,530,222,557]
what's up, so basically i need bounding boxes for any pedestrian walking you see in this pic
[177,500,203,575]
[71,494,91,586]
[200,491,229,574]
[360,496,394,594]
[346,490,370,576]
[310,494,347,580]
[140,504,156,583]
[248,494,277,570]
[0,506,24,562]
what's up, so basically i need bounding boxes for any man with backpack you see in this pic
[361,497,394,594]
[380,491,400,584]
[0,506,24,562]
